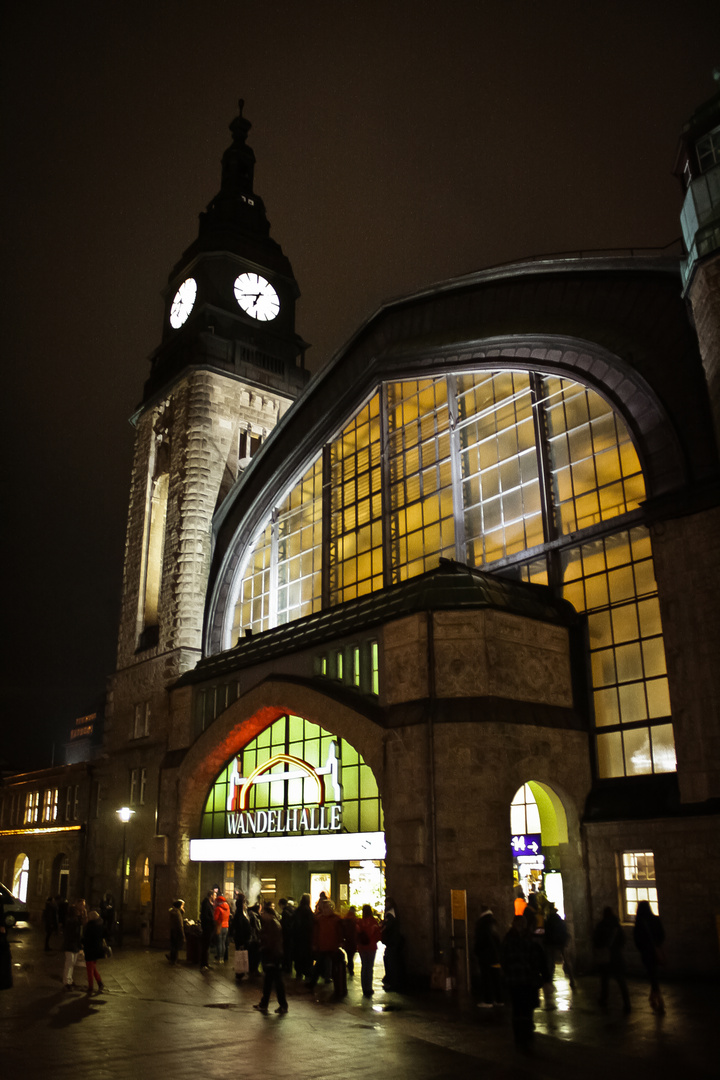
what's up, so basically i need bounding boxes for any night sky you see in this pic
[2,1,718,770]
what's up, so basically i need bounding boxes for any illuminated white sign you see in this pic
[190,832,386,863]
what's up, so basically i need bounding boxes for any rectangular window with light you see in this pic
[620,850,658,921]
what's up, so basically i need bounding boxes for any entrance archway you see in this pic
[13,853,29,902]
[511,781,569,916]
[192,711,385,915]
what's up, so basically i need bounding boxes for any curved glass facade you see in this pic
[220,368,674,780]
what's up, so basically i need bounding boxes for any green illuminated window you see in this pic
[200,713,383,839]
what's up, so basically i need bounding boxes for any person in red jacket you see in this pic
[356,905,383,998]
[213,890,231,963]
[308,896,343,988]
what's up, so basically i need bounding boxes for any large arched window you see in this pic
[220,368,673,780]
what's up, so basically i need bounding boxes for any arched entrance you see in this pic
[13,853,29,903]
[190,712,386,914]
[511,781,569,916]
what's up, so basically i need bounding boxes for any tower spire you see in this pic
[173,99,290,279]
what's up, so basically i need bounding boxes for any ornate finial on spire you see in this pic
[229,98,252,146]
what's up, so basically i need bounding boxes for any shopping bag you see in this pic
[234,948,249,974]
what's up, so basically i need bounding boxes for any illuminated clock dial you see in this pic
[233,272,280,322]
[169,278,197,328]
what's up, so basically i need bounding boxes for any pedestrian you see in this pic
[633,899,666,1014]
[232,892,251,982]
[0,897,12,991]
[278,897,295,974]
[167,899,185,965]
[309,895,343,988]
[42,896,59,951]
[214,888,231,962]
[62,900,84,990]
[545,904,575,989]
[342,905,359,976]
[501,914,549,1054]
[593,906,631,1012]
[293,892,314,981]
[474,904,503,1007]
[381,897,404,991]
[247,902,262,976]
[199,885,218,971]
[356,904,382,998]
[253,901,288,1014]
[83,910,108,994]
[100,893,116,945]
[56,895,69,930]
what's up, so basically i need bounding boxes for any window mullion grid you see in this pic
[530,373,562,589]
[446,374,466,563]
[321,444,332,607]
[269,509,279,628]
[379,383,394,588]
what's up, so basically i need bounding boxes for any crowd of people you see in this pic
[186,885,403,1012]
[478,887,667,1054]
[2,879,668,1054]
[35,895,115,994]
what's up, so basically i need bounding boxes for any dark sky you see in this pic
[2,1,718,770]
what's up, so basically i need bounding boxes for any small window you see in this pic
[133,702,151,739]
[621,850,658,920]
[352,646,361,687]
[336,650,344,681]
[24,791,39,825]
[371,641,379,696]
[43,789,58,823]
[696,126,720,173]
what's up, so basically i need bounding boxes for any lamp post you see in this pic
[116,806,135,946]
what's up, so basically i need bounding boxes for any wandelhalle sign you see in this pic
[224,747,343,838]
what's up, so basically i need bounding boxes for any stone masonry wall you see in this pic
[688,252,720,450]
[383,610,572,709]
[115,369,291,670]
[651,506,720,803]
[382,719,592,980]
[585,815,720,974]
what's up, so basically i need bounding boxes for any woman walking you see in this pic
[633,900,665,1014]
[356,905,382,998]
[83,910,108,994]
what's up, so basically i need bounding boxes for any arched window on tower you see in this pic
[137,413,171,650]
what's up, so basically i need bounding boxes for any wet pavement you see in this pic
[1,924,717,1080]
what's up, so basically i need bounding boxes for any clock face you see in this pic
[234,272,280,322]
[169,278,197,329]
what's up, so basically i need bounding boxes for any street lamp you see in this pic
[116,806,135,946]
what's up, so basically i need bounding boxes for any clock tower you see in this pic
[101,103,309,857]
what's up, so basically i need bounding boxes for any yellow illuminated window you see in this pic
[458,371,543,565]
[388,379,455,581]
[621,850,658,920]
[329,394,383,603]
[544,377,644,534]
[562,527,675,778]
